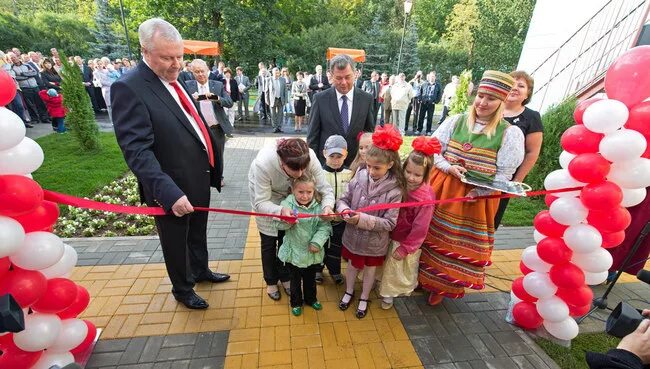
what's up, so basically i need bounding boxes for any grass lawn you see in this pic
[399,136,543,227]
[32,132,128,198]
[537,333,621,369]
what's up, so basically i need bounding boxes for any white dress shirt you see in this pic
[335,88,354,124]
[142,59,207,149]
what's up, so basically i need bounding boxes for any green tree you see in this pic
[418,42,469,83]
[450,69,472,115]
[89,0,128,59]
[364,14,391,75]
[441,0,480,66]
[32,12,96,57]
[59,52,100,151]
[0,11,43,51]
[413,0,458,43]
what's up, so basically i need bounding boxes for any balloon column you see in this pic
[0,70,96,369]
[511,46,650,341]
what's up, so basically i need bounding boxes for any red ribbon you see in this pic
[43,186,582,222]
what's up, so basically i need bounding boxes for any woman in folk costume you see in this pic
[419,71,525,305]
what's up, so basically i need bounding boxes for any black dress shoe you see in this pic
[25,123,34,128]
[174,291,209,309]
[195,271,231,283]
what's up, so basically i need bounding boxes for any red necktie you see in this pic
[169,81,215,167]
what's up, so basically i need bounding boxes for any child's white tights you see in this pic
[343,264,376,311]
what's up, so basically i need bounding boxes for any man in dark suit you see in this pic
[362,71,381,125]
[417,71,443,135]
[308,64,330,101]
[111,18,230,310]
[209,61,225,82]
[307,54,375,167]
[265,67,287,133]
[178,60,195,83]
[74,56,101,113]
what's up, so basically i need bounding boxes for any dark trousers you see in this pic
[494,198,509,230]
[22,87,50,122]
[405,98,420,132]
[94,86,107,110]
[52,117,65,132]
[154,210,210,298]
[371,99,379,126]
[8,92,26,123]
[438,105,450,124]
[259,92,270,119]
[85,85,100,112]
[260,231,290,285]
[318,222,344,275]
[288,263,319,307]
[417,101,435,133]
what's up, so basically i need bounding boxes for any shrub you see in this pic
[526,97,577,191]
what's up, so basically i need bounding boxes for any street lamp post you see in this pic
[118,0,133,60]
[396,0,413,75]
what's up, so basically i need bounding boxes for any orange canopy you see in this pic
[326,47,366,62]
[183,40,220,56]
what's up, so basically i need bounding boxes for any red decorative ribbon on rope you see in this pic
[43,186,582,221]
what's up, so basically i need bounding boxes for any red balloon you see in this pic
[574,97,604,125]
[10,200,59,233]
[544,195,558,207]
[605,45,650,108]
[556,286,594,307]
[512,276,537,302]
[519,261,533,275]
[512,301,544,330]
[0,175,44,216]
[568,303,592,317]
[0,257,10,279]
[70,320,97,356]
[587,207,632,233]
[568,153,611,184]
[537,237,573,265]
[580,181,623,211]
[0,267,47,307]
[561,125,604,155]
[32,278,78,314]
[601,230,626,249]
[626,101,650,137]
[549,263,585,289]
[57,285,90,319]
[534,210,568,238]
[0,70,17,107]
[0,334,43,369]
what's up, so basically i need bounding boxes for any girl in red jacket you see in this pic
[379,137,441,309]
[39,89,66,133]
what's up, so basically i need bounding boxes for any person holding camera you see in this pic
[587,309,650,369]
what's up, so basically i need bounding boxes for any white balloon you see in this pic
[549,197,589,225]
[48,318,88,353]
[0,107,26,151]
[537,296,570,322]
[600,129,647,162]
[563,224,603,254]
[31,351,75,369]
[0,216,25,258]
[608,158,650,189]
[10,232,64,270]
[40,244,78,279]
[13,313,62,351]
[0,137,44,175]
[559,151,576,169]
[583,99,629,134]
[523,272,557,299]
[522,246,552,273]
[572,248,613,273]
[620,187,647,207]
[584,270,609,285]
[544,169,584,198]
[533,229,547,243]
[543,317,580,340]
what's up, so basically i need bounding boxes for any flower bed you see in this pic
[55,174,157,237]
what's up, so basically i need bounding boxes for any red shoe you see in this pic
[427,293,444,306]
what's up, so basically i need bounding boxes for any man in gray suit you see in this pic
[185,59,234,186]
[307,55,375,166]
[234,67,251,121]
[265,67,287,133]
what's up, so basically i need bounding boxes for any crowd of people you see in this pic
[1,46,139,131]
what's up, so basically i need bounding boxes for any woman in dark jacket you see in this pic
[41,58,62,91]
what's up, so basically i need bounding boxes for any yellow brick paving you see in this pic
[70,218,647,368]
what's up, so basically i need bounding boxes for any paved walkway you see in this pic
[59,132,650,369]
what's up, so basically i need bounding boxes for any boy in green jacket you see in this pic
[277,175,332,316]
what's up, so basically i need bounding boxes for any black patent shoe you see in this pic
[338,291,354,311]
[355,299,370,319]
[174,291,209,309]
[195,271,231,283]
